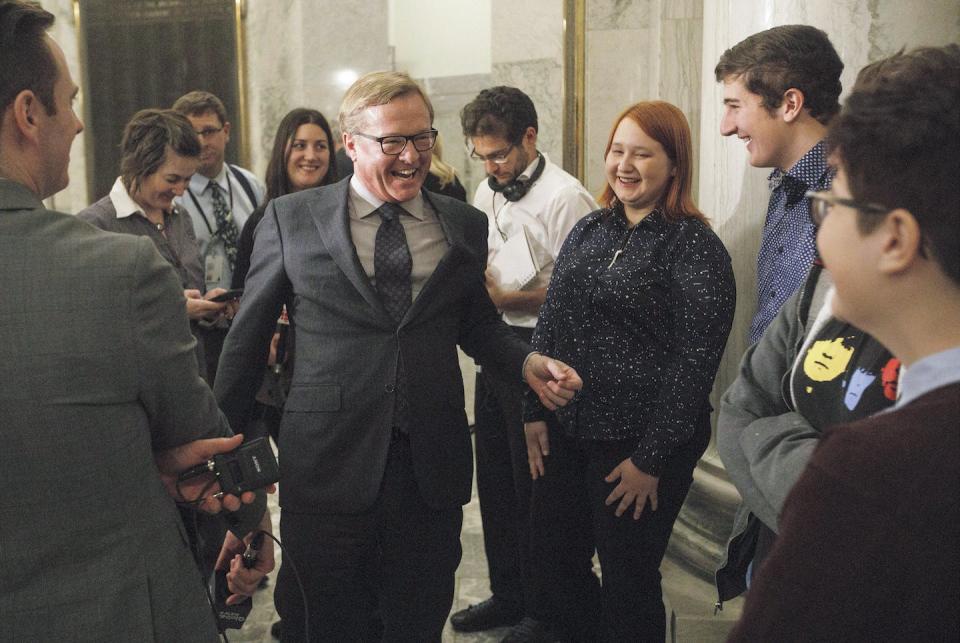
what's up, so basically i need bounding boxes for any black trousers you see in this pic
[276,434,463,642]
[473,325,534,611]
[528,416,707,642]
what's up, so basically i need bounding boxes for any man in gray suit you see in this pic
[0,2,270,639]
[215,71,582,641]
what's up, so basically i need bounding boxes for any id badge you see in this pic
[205,251,225,286]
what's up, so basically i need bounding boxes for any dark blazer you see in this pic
[0,178,226,641]
[215,177,529,513]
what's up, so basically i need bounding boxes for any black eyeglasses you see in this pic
[805,190,889,226]
[353,128,438,155]
[469,143,516,165]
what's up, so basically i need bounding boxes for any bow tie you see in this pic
[769,173,808,208]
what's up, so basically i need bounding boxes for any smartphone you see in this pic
[209,288,244,303]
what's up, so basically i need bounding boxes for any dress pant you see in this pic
[276,433,463,642]
[473,325,534,611]
[528,415,708,642]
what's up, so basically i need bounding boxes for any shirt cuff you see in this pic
[520,351,540,382]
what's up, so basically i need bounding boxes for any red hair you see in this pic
[599,101,708,225]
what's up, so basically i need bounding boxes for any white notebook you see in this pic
[488,225,540,291]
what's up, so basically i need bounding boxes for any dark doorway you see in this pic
[78,0,245,202]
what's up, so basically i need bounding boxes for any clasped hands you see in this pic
[154,434,275,605]
[523,417,660,521]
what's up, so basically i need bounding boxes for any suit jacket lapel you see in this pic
[307,179,390,319]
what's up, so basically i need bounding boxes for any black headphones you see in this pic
[488,153,545,202]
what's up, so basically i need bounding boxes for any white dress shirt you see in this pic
[472,153,597,327]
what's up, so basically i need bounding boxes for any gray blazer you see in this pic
[0,178,227,641]
[215,177,529,513]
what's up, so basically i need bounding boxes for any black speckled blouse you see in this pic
[524,207,736,476]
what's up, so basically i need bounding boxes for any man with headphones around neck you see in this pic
[453,86,596,641]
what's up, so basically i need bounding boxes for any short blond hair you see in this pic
[338,71,434,134]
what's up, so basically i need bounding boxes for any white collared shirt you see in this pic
[472,153,597,327]
[108,176,144,218]
[174,163,265,290]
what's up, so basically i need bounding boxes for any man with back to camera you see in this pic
[450,85,596,641]
[214,70,585,642]
[0,1,271,640]
[172,90,265,383]
[729,43,960,640]
[716,24,843,342]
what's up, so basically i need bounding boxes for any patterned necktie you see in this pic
[209,180,240,272]
[374,202,413,323]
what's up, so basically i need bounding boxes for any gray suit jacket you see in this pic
[215,177,529,513]
[0,178,227,641]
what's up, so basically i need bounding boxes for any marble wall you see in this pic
[43,0,87,215]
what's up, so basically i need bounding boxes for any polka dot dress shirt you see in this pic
[750,140,834,343]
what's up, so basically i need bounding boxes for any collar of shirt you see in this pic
[767,139,831,199]
[517,152,544,181]
[108,176,145,219]
[896,345,960,408]
[348,174,427,221]
[188,164,229,195]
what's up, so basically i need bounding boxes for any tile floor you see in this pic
[225,355,740,642]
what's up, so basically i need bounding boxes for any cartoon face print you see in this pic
[844,368,877,411]
[803,337,855,382]
[881,357,901,401]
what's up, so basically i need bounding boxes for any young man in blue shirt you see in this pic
[716,25,843,342]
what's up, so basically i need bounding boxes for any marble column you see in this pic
[582,0,703,193]
[43,0,88,215]
[490,0,566,173]
[244,0,390,178]
[671,0,960,580]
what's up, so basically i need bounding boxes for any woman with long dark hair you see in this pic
[233,108,337,287]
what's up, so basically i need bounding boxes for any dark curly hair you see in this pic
[715,25,843,125]
[460,86,538,144]
[828,44,960,285]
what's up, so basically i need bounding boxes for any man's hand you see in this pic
[604,457,659,519]
[523,353,582,410]
[154,434,265,513]
[215,514,275,605]
[524,421,550,479]
[485,269,547,315]
[184,289,227,321]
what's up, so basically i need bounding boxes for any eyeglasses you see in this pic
[194,126,224,138]
[353,128,438,155]
[469,144,515,165]
[805,190,889,226]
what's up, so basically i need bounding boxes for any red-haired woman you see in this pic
[522,101,736,642]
